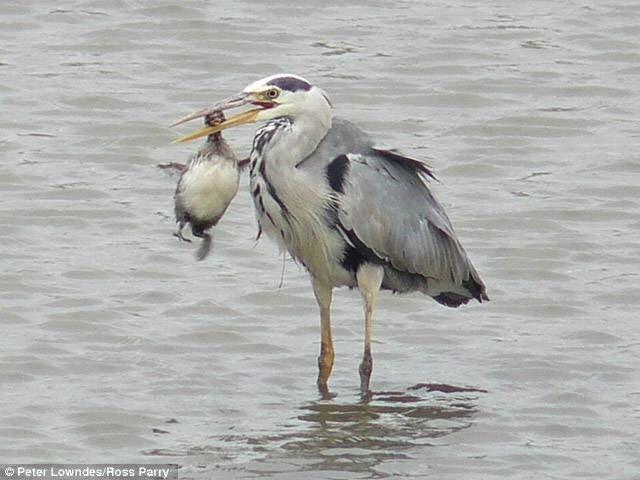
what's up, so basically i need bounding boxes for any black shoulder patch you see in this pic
[326,154,350,193]
[337,222,385,273]
[266,76,312,92]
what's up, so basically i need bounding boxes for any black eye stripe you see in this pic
[266,76,312,92]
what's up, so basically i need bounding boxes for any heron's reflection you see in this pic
[144,383,484,477]
[272,384,482,475]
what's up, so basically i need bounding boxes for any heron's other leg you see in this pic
[356,263,384,394]
[312,277,334,394]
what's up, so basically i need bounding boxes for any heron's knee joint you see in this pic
[320,342,334,358]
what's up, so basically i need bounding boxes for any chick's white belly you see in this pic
[181,161,239,221]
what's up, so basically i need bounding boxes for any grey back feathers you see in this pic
[299,118,488,305]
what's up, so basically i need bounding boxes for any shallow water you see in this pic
[1,1,639,478]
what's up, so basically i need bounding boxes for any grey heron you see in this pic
[173,111,240,261]
[171,74,489,395]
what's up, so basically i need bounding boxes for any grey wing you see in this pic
[337,150,488,303]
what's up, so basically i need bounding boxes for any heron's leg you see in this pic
[312,277,334,393]
[356,263,384,394]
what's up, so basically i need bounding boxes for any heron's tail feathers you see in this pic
[431,271,489,308]
[381,265,489,308]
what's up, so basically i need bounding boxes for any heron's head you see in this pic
[171,74,332,143]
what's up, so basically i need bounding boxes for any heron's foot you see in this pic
[317,381,337,400]
[359,350,373,395]
[317,343,335,390]
[173,231,192,243]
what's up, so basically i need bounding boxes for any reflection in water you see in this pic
[282,386,481,476]
[145,385,482,478]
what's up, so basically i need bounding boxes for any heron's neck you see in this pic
[295,111,331,158]
[269,111,331,168]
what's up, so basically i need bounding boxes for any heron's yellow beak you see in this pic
[171,108,262,144]
[170,92,270,144]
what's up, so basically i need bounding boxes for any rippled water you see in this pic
[2,1,639,478]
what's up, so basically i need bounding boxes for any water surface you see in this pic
[1,1,639,478]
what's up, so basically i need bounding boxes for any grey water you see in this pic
[1,1,639,478]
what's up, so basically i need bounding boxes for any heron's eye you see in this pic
[266,88,279,99]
